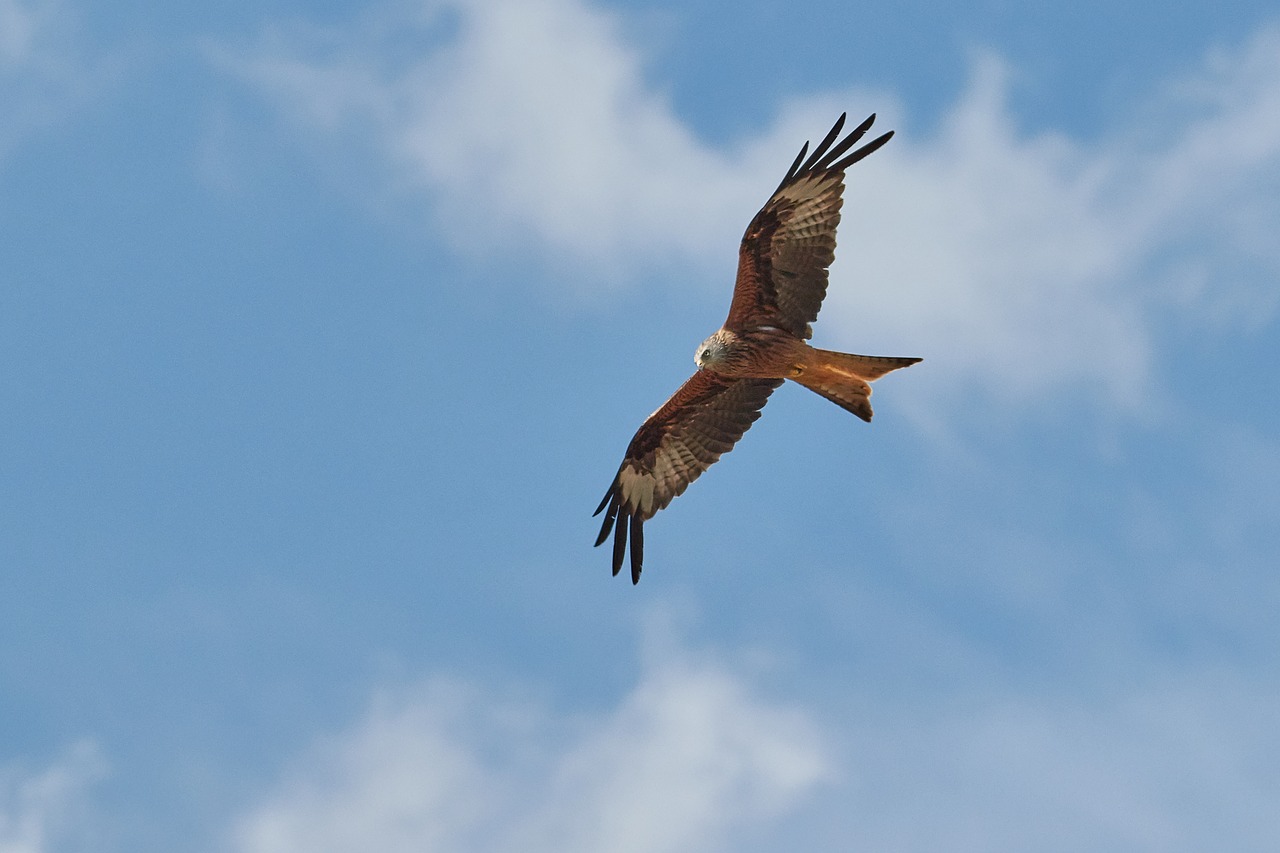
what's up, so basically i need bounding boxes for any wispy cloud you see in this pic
[231,624,828,853]
[0,741,106,853]
[0,0,42,65]
[218,2,1280,415]
[827,673,1280,852]
[0,0,97,159]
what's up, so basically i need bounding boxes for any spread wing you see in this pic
[594,371,782,584]
[726,113,893,339]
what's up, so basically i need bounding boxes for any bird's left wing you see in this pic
[594,371,782,583]
[726,113,893,339]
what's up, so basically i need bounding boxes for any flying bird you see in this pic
[594,113,920,584]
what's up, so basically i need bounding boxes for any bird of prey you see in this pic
[594,113,920,584]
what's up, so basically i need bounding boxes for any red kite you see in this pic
[594,113,920,583]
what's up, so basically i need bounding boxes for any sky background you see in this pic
[3,0,1279,850]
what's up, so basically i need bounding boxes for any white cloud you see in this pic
[833,34,1280,412]
[830,57,1155,409]
[231,626,829,853]
[212,0,765,272]
[0,741,106,853]
[220,2,1280,412]
[226,611,1280,853]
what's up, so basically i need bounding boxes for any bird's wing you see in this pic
[726,113,893,339]
[594,371,782,583]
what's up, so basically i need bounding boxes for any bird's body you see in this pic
[695,326,807,378]
[595,113,920,583]
[695,327,919,420]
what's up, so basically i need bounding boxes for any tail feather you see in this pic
[825,352,923,381]
[792,349,920,422]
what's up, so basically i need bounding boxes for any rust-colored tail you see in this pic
[792,349,921,422]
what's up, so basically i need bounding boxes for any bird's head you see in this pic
[694,329,735,372]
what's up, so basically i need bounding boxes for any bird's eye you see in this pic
[700,349,710,360]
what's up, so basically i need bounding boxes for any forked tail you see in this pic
[792,349,921,422]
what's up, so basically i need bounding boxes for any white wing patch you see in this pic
[619,465,657,518]
[778,178,843,240]
[619,431,710,520]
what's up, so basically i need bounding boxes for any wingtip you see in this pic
[829,129,894,172]
[594,490,619,547]
[593,477,617,516]
[629,514,644,584]
[611,507,628,576]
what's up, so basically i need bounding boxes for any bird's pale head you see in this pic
[694,329,737,372]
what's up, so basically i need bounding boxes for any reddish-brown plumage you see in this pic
[595,113,918,583]
[594,373,780,583]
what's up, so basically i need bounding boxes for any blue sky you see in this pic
[3,0,1279,850]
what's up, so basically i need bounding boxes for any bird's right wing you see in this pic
[594,371,782,583]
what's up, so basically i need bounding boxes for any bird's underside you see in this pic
[594,112,921,584]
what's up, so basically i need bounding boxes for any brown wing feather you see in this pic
[594,371,781,583]
[726,113,893,339]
